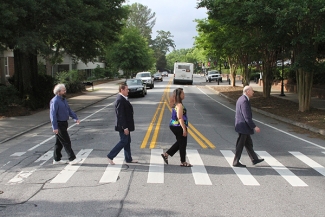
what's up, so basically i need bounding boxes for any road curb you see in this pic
[206,85,325,136]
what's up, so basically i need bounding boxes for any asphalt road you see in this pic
[1,75,325,217]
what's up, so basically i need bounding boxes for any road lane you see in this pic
[0,75,325,217]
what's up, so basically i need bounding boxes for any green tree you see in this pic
[198,0,325,111]
[166,48,205,73]
[152,30,176,71]
[105,27,155,78]
[126,3,156,43]
[276,0,325,112]
[0,0,128,108]
[197,0,281,91]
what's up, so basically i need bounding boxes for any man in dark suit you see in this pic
[233,86,264,167]
[107,83,138,165]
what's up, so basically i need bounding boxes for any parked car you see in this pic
[153,73,163,81]
[162,71,168,77]
[276,59,291,67]
[206,70,222,82]
[135,72,154,89]
[125,79,147,97]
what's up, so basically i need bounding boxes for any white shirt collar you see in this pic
[119,93,128,101]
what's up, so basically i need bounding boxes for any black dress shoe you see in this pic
[233,162,246,167]
[252,158,264,165]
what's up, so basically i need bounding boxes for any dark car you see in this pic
[161,71,168,77]
[205,70,222,82]
[153,73,163,81]
[126,79,147,97]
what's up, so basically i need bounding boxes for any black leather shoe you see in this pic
[233,162,246,167]
[252,158,264,165]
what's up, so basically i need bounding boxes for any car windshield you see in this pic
[126,79,142,86]
[136,73,150,78]
[208,71,218,75]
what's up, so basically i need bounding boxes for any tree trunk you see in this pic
[242,63,250,86]
[262,61,273,97]
[0,57,6,85]
[13,49,38,97]
[296,68,313,112]
[240,54,250,87]
[228,56,237,87]
[45,58,53,76]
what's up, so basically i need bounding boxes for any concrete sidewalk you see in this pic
[0,79,125,144]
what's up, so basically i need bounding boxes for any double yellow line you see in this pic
[140,78,215,149]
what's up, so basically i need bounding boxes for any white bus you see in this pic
[173,62,194,85]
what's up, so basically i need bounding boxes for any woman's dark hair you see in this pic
[169,88,183,107]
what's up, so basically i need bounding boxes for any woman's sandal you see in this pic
[180,162,192,167]
[161,153,168,164]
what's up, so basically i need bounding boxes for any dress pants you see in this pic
[167,126,187,163]
[107,131,132,162]
[233,133,258,165]
[54,121,76,161]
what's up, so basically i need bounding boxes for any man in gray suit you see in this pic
[233,86,264,167]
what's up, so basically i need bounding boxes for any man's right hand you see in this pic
[53,129,58,134]
[254,126,260,133]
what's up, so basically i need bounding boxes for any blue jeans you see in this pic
[107,131,132,162]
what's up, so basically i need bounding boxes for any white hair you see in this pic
[53,84,66,95]
[243,85,252,94]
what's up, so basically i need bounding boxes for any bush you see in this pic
[55,70,86,94]
[250,72,260,80]
[0,85,22,113]
[93,65,106,79]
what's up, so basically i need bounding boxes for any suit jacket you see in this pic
[114,94,135,132]
[235,95,256,135]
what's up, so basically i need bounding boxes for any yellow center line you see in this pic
[149,98,167,149]
[141,77,215,149]
[140,79,172,149]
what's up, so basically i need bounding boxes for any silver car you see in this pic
[153,73,163,82]
[206,70,222,82]
[135,72,154,89]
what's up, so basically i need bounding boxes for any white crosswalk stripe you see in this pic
[220,150,260,186]
[6,149,325,187]
[51,149,92,184]
[290,151,325,176]
[187,149,212,185]
[99,152,125,183]
[256,151,308,187]
[147,149,164,183]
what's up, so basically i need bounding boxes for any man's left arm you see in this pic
[67,103,80,124]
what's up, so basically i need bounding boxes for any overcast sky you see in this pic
[125,0,208,50]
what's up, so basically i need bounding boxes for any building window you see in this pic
[5,57,9,76]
